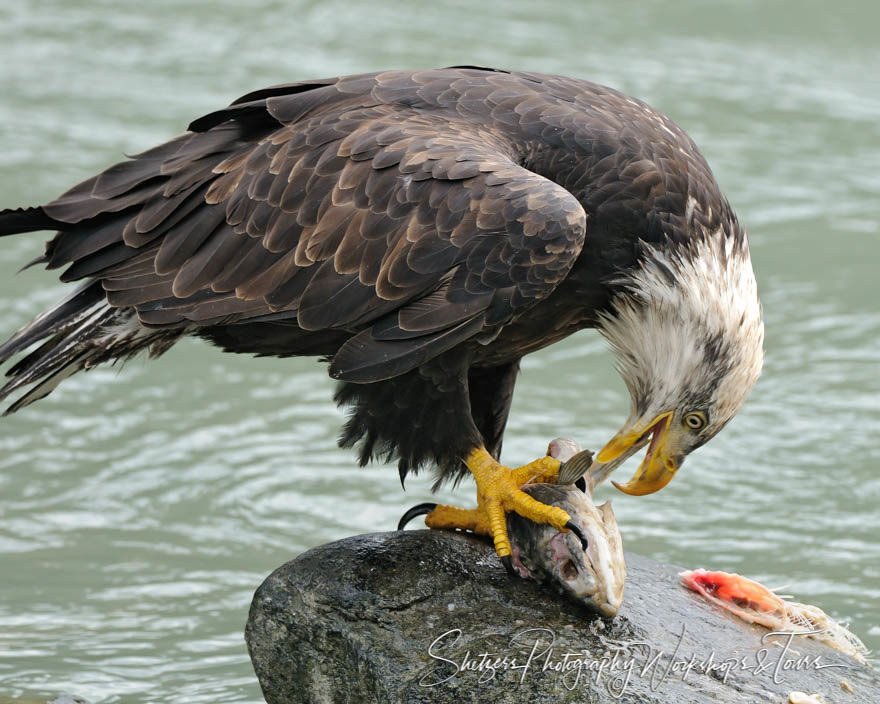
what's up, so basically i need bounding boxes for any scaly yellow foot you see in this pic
[418,447,572,560]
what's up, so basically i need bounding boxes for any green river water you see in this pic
[0,1,878,701]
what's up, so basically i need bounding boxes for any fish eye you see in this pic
[683,411,707,431]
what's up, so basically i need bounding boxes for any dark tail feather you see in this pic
[0,205,61,271]
[1,307,113,399]
[17,253,51,273]
[2,353,90,415]
[0,206,62,236]
[0,281,105,364]
[0,285,181,414]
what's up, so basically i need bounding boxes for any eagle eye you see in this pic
[683,411,707,431]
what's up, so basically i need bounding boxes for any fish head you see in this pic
[508,482,626,617]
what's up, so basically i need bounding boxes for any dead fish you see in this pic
[505,438,625,617]
[681,568,870,663]
[507,481,625,617]
[398,438,626,617]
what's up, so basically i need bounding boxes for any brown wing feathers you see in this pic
[1,68,590,395]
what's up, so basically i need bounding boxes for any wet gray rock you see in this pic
[246,531,878,704]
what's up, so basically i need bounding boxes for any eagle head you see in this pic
[594,223,764,495]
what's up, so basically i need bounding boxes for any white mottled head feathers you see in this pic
[599,228,764,437]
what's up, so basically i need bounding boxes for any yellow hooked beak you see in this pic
[596,411,680,496]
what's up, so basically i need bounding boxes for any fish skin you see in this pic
[680,568,785,619]
[507,439,626,617]
[681,568,871,663]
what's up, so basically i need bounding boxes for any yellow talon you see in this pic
[423,504,491,534]
[424,447,570,559]
[511,455,561,485]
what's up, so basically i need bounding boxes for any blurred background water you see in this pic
[0,1,877,701]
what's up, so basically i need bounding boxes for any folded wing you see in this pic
[20,71,588,382]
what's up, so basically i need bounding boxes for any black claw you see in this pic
[397,502,438,530]
[501,555,516,577]
[565,520,589,552]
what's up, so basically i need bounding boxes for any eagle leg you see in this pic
[422,447,572,560]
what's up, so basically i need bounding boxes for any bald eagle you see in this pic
[0,68,763,568]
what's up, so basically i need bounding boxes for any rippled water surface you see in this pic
[1,1,878,701]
